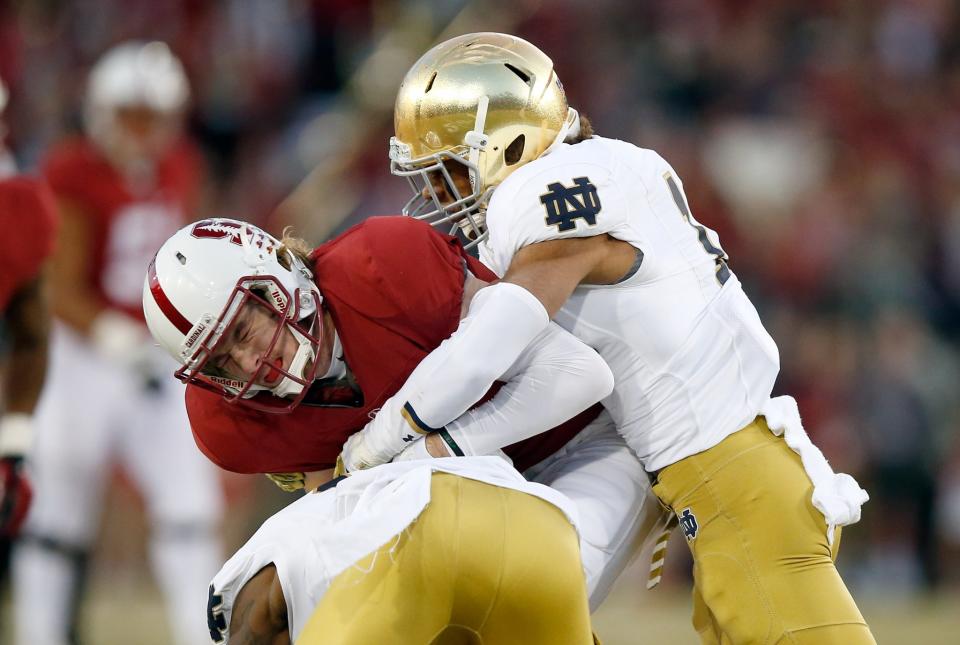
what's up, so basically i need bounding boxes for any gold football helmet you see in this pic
[390,32,579,247]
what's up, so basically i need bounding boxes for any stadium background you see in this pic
[2,0,960,642]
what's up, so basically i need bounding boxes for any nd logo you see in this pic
[539,176,601,232]
[679,508,699,541]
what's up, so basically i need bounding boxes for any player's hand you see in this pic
[340,398,420,472]
[0,456,33,537]
[339,430,384,473]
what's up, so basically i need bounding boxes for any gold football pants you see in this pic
[297,472,594,645]
[652,418,875,644]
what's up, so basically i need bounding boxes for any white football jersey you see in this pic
[206,457,581,644]
[480,137,781,471]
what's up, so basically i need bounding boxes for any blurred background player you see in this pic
[0,75,59,546]
[11,42,223,645]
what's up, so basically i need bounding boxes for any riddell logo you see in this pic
[184,321,208,350]
[209,375,247,390]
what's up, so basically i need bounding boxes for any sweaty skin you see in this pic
[504,235,637,316]
[228,564,289,645]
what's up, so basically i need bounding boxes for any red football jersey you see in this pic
[42,137,203,321]
[187,216,598,474]
[0,176,59,311]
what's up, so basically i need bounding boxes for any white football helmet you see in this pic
[143,219,323,412]
[85,40,189,168]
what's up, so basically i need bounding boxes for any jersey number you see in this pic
[664,173,730,285]
[540,176,601,232]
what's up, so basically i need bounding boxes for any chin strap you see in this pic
[464,95,491,193]
[542,107,581,158]
[317,330,346,381]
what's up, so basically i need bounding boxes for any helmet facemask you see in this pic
[390,143,491,248]
[390,95,497,249]
[175,275,323,413]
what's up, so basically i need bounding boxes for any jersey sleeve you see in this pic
[443,321,613,457]
[481,148,631,276]
[0,176,60,310]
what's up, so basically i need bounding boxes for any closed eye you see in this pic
[206,321,249,374]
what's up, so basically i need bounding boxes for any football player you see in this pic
[208,456,595,644]
[344,32,876,644]
[144,215,662,610]
[0,76,60,539]
[11,42,224,645]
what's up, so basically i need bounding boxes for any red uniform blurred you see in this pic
[0,176,58,311]
[42,136,203,320]
[187,216,598,475]
[0,175,59,536]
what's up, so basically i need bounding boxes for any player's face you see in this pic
[424,161,472,207]
[206,299,306,388]
[111,105,180,164]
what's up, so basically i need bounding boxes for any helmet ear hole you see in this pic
[504,134,525,165]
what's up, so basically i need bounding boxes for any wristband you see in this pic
[0,414,32,457]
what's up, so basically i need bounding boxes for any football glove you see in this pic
[340,396,423,473]
[0,456,32,537]
[0,413,34,536]
[265,472,306,492]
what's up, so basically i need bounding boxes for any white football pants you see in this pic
[525,410,668,610]
[13,323,224,645]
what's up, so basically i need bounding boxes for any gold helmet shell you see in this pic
[390,32,578,246]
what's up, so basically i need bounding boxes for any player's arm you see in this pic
[401,234,634,424]
[1,271,52,418]
[48,200,102,333]
[342,313,614,469]
[49,200,144,360]
[228,564,290,645]
[503,234,638,316]
[0,271,51,535]
[401,320,614,460]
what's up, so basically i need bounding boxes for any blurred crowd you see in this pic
[2,0,959,597]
